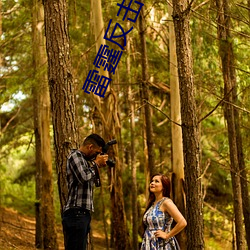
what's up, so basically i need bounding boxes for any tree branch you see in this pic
[2,4,20,16]
[143,99,182,127]
[192,0,210,12]
[1,107,21,135]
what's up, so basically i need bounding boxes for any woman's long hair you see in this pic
[145,173,171,213]
[142,173,171,233]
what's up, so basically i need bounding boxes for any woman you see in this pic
[141,173,187,250]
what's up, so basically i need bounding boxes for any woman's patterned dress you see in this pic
[141,198,180,250]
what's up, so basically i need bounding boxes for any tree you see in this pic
[0,0,2,67]
[32,0,58,249]
[138,0,155,179]
[172,0,204,249]
[168,3,186,249]
[43,0,78,211]
[127,22,138,250]
[0,0,2,219]
[235,111,250,248]
[90,0,130,249]
[216,0,247,248]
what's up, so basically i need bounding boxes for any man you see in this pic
[62,134,108,250]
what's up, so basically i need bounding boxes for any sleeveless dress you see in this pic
[141,198,180,250]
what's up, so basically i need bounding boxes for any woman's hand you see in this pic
[154,230,169,240]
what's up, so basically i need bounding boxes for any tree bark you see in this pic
[172,0,204,249]
[235,112,250,249]
[32,1,58,249]
[216,0,247,248]
[90,1,130,249]
[138,1,155,179]
[100,184,109,250]
[43,0,78,210]
[249,0,250,26]
[0,0,2,225]
[127,22,138,250]
[168,3,186,250]
[0,0,2,67]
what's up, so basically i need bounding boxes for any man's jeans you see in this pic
[62,208,91,250]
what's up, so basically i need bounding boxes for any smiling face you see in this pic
[149,175,163,194]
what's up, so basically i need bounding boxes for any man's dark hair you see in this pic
[83,134,105,148]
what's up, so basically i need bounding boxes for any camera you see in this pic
[101,139,117,168]
[93,139,117,187]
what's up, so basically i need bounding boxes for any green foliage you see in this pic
[1,0,250,248]
[0,139,35,215]
[2,180,36,216]
[13,163,36,184]
[204,206,233,249]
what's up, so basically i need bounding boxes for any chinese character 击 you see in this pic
[117,0,144,23]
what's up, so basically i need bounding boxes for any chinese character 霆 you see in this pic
[93,44,123,74]
[82,70,111,98]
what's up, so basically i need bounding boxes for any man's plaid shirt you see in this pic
[64,149,96,212]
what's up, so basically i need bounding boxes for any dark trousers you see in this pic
[62,208,91,250]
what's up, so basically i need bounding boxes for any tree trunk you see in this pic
[168,3,186,250]
[0,0,2,226]
[32,1,58,249]
[172,0,204,249]
[33,0,43,246]
[90,1,129,249]
[127,22,138,250]
[0,0,2,67]
[249,0,250,26]
[100,185,109,250]
[235,112,250,249]
[43,0,78,211]
[138,1,155,181]
[216,0,246,248]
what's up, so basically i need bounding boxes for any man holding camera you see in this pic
[62,134,108,250]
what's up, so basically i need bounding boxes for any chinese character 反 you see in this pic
[104,19,133,50]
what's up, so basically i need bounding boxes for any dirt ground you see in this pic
[0,207,108,250]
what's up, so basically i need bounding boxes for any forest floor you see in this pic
[0,207,108,250]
